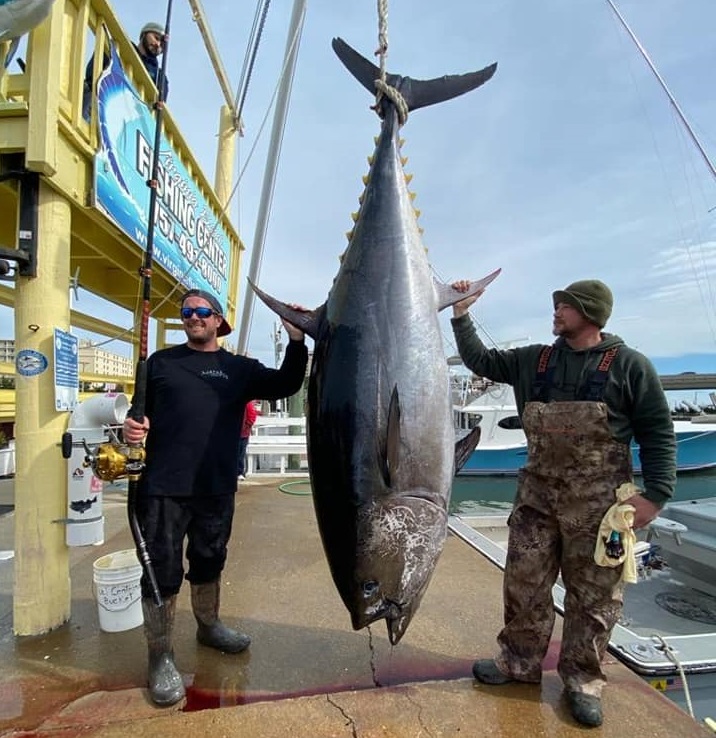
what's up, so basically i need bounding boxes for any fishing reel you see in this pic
[84,439,146,482]
[61,429,146,482]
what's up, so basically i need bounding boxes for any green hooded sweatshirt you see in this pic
[451,314,676,506]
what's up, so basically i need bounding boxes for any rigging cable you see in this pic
[605,0,716,345]
[607,18,716,345]
[604,0,716,180]
[236,0,307,353]
[234,0,272,126]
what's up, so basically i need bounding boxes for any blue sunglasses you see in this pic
[181,306,216,319]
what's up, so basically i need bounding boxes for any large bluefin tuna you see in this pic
[250,37,499,644]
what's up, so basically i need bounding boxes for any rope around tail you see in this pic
[372,0,409,125]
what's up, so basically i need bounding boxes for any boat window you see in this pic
[498,416,522,430]
[467,414,482,430]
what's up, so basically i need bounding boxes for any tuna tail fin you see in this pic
[434,267,502,312]
[248,279,322,340]
[332,37,497,113]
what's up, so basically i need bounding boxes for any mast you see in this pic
[187,0,242,131]
[237,0,308,354]
[605,0,716,181]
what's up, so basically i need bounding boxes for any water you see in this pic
[449,469,716,515]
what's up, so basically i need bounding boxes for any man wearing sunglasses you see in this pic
[122,288,308,706]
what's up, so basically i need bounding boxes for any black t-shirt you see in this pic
[137,341,307,498]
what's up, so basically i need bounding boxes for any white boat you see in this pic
[453,381,716,476]
[448,498,716,724]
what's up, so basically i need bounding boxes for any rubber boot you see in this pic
[472,659,515,685]
[142,596,185,706]
[566,692,603,728]
[191,579,251,654]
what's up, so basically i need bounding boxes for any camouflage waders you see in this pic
[495,400,632,697]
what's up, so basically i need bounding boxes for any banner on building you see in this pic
[92,43,231,308]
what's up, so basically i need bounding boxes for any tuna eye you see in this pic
[362,581,379,598]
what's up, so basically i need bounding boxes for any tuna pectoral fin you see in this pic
[248,279,321,340]
[383,386,401,485]
[332,37,497,112]
[434,267,502,312]
[454,426,481,475]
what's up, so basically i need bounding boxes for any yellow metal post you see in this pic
[214,104,238,332]
[13,182,72,635]
[214,104,236,219]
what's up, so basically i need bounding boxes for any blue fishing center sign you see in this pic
[92,44,230,307]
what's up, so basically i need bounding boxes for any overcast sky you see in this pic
[5,0,716,375]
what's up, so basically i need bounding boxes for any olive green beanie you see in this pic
[552,279,613,328]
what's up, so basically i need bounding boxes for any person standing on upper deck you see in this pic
[132,21,169,100]
[82,21,169,120]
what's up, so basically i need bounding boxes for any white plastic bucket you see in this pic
[92,549,144,632]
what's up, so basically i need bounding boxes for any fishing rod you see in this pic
[81,2,175,605]
[124,0,175,607]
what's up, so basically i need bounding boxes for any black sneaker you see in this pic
[472,659,514,685]
[567,691,603,728]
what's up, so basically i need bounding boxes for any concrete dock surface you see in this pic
[0,476,711,737]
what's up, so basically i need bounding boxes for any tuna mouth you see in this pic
[387,611,412,645]
[353,596,404,632]
[353,596,413,645]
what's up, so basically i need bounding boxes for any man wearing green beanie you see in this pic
[552,279,614,329]
[450,277,676,729]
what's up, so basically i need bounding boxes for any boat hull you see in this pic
[457,422,716,476]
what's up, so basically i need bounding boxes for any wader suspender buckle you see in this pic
[531,345,555,402]
[580,347,620,402]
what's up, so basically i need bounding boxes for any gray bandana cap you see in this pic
[552,279,613,328]
[181,289,232,337]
